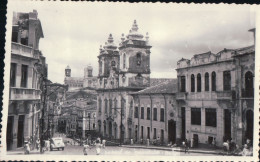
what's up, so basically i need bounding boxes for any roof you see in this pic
[232,45,255,56]
[150,78,176,87]
[132,79,178,95]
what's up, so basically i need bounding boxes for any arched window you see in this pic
[191,74,195,92]
[114,99,117,115]
[105,99,108,114]
[111,61,116,67]
[123,53,126,69]
[137,53,141,66]
[211,72,216,91]
[197,73,201,92]
[109,99,112,115]
[245,71,254,97]
[205,72,209,91]
[180,76,186,92]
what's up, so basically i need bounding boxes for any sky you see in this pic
[8,2,255,84]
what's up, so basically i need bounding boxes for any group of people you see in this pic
[83,137,106,155]
[223,138,253,156]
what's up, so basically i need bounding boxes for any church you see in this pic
[64,65,98,91]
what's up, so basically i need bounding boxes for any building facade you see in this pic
[130,80,180,145]
[176,31,255,147]
[7,10,47,150]
[64,65,98,91]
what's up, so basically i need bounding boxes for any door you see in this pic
[168,120,176,144]
[7,116,14,150]
[108,121,112,138]
[181,107,186,140]
[245,110,253,140]
[224,109,231,141]
[17,115,25,147]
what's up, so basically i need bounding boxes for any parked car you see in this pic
[50,137,65,151]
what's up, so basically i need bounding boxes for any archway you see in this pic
[109,121,112,138]
[245,110,253,140]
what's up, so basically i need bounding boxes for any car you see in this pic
[50,137,65,151]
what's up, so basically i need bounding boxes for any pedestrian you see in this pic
[36,138,40,151]
[83,143,89,155]
[24,141,30,154]
[102,139,106,148]
[190,138,194,148]
[183,139,189,154]
[95,140,102,155]
[212,137,216,148]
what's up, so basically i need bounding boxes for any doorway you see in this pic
[224,109,231,141]
[7,116,14,150]
[17,115,25,147]
[181,107,186,140]
[108,121,112,138]
[168,119,176,144]
[245,110,253,140]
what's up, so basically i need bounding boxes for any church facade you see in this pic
[96,20,153,143]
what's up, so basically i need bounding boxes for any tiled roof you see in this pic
[150,78,176,87]
[232,45,255,56]
[132,79,178,95]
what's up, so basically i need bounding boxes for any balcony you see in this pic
[176,92,187,100]
[216,91,233,100]
[11,42,40,59]
[9,87,41,101]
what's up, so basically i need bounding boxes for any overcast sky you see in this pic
[8,2,255,84]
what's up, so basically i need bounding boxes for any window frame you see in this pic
[197,73,201,92]
[191,108,201,125]
[147,107,150,120]
[205,108,217,127]
[153,108,157,121]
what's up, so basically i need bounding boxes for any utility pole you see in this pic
[40,78,47,153]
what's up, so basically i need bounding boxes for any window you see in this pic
[147,107,150,120]
[141,107,144,119]
[205,108,217,127]
[12,30,18,43]
[191,108,201,125]
[137,53,141,66]
[114,99,117,115]
[160,108,164,122]
[211,72,216,91]
[121,98,125,116]
[109,99,112,115]
[21,65,28,88]
[223,71,231,91]
[99,61,103,74]
[205,72,209,91]
[134,107,139,118]
[245,71,254,97]
[98,98,102,113]
[153,128,157,139]
[191,74,195,92]
[105,99,108,114]
[147,127,150,139]
[123,53,126,69]
[180,76,186,92]
[10,63,17,87]
[197,74,201,92]
[153,108,157,121]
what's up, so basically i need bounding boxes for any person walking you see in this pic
[36,138,40,151]
[95,140,102,155]
[83,142,89,155]
[102,139,106,148]
[24,141,31,154]
[183,139,189,154]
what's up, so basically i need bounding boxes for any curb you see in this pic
[121,145,221,155]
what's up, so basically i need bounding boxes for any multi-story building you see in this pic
[176,29,255,147]
[64,64,98,91]
[130,79,179,145]
[7,10,47,150]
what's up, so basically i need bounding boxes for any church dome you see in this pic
[103,34,117,51]
[65,65,71,70]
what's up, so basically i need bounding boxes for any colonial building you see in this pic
[176,30,255,147]
[64,64,98,91]
[7,10,47,150]
[96,20,154,142]
[59,90,97,138]
[130,79,179,145]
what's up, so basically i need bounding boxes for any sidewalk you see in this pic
[121,144,223,155]
[7,147,42,155]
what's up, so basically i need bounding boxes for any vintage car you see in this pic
[50,137,65,151]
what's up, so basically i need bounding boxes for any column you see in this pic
[201,108,206,134]
[186,107,191,140]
